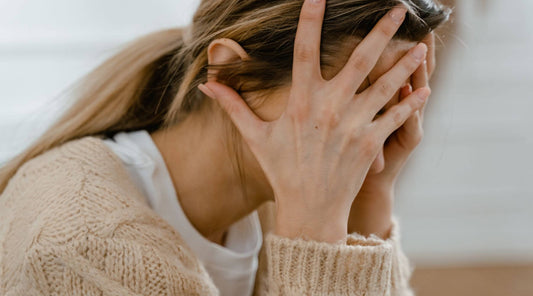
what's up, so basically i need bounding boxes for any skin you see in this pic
[348,35,435,238]
[152,2,435,245]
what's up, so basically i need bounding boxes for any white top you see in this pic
[103,130,263,296]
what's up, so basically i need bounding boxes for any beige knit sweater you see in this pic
[0,136,414,295]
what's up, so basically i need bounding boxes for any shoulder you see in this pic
[4,135,148,203]
[2,137,143,241]
[2,136,144,228]
[1,136,217,294]
[1,136,186,245]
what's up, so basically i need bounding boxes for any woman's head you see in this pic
[167,0,450,120]
[0,0,450,193]
[193,0,449,95]
[144,0,451,185]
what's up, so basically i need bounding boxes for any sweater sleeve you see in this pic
[254,217,414,295]
[348,217,415,296]
[21,232,219,296]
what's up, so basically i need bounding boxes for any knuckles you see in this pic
[316,106,341,128]
[299,6,322,24]
[287,87,342,129]
[390,107,405,128]
[413,134,423,146]
[351,54,373,73]
[408,55,424,70]
[286,97,311,123]
[377,80,394,97]
[222,99,241,118]
[403,120,424,150]
[377,22,398,39]
[412,127,424,145]
[349,127,382,158]
[358,133,382,157]
[294,43,316,64]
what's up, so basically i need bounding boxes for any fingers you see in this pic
[398,85,424,149]
[292,0,326,86]
[198,82,267,143]
[334,7,407,93]
[402,110,423,147]
[400,84,413,99]
[411,60,428,90]
[362,43,427,117]
[372,87,431,140]
[411,59,429,123]
[422,33,436,79]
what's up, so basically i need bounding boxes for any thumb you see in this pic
[198,82,266,142]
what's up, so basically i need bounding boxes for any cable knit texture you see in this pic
[0,136,414,295]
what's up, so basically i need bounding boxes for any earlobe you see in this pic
[207,38,249,82]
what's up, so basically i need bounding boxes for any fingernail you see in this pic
[390,7,407,24]
[198,83,216,99]
[416,87,431,102]
[411,44,427,61]
[310,0,322,4]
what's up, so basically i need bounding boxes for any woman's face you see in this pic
[248,38,418,174]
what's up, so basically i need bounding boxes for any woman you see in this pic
[0,0,449,295]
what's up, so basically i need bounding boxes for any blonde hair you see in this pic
[0,0,450,193]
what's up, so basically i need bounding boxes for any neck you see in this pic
[150,108,270,244]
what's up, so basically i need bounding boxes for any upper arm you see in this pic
[23,233,219,296]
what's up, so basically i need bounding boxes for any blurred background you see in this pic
[1,0,531,295]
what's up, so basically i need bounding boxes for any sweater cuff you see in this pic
[349,217,415,296]
[264,231,394,295]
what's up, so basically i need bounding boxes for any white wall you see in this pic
[395,0,533,266]
[1,0,532,267]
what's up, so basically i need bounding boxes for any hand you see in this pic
[348,33,436,238]
[198,0,429,244]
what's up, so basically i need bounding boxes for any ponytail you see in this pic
[0,28,187,193]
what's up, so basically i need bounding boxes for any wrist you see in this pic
[358,180,394,199]
[348,189,394,239]
[274,198,350,244]
[348,214,393,239]
[274,215,347,244]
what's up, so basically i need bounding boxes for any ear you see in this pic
[207,38,250,83]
